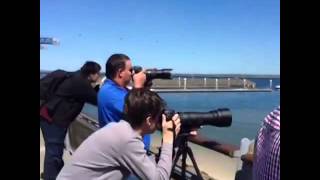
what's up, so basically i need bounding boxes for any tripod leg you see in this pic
[181,149,188,179]
[187,147,204,180]
[171,148,182,175]
[172,148,183,169]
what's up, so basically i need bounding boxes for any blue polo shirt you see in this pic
[98,79,151,150]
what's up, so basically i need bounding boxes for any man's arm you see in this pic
[120,138,173,180]
[71,80,98,105]
[120,114,181,180]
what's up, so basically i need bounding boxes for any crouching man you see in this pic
[57,88,181,180]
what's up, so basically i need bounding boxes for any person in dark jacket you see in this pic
[40,61,101,180]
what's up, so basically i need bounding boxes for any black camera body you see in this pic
[133,66,172,82]
[163,108,232,131]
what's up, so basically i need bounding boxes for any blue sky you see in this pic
[40,0,279,74]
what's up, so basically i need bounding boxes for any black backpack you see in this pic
[40,70,72,106]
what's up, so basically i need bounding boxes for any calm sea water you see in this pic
[159,91,279,145]
[82,78,280,146]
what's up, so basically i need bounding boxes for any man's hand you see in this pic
[133,70,147,88]
[162,114,181,144]
[91,76,104,88]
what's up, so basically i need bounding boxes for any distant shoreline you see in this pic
[40,70,279,79]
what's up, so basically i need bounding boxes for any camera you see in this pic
[133,66,172,82]
[154,108,233,178]
[161,108,232,131]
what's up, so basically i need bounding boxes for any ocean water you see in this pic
[159,91,279,145]
[82,85,280,146]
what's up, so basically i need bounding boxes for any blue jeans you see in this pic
[40,117,67,180]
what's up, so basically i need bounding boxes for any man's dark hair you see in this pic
[80,61,101,77]
[124,88,166,128]
[105,54,130,79]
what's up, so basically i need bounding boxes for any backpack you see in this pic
[40,70,72,107]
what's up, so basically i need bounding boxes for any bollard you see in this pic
[204,78,207,88]
[215,78,218,89]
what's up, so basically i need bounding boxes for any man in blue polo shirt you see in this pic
[98,53,151,150]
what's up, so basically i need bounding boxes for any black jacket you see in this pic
[45,71,97,127]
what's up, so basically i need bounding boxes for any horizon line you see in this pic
[40,69,279,77]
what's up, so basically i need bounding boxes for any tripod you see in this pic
[172,134,203,180]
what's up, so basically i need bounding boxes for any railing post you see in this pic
[184,78,187,89]
[228,78,230,88]
[215,78,218,89]
[178,77,181,88]
[270,79,273,89]
[204,78,207,88]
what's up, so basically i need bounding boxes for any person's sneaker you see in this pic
[40,172,44,179]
